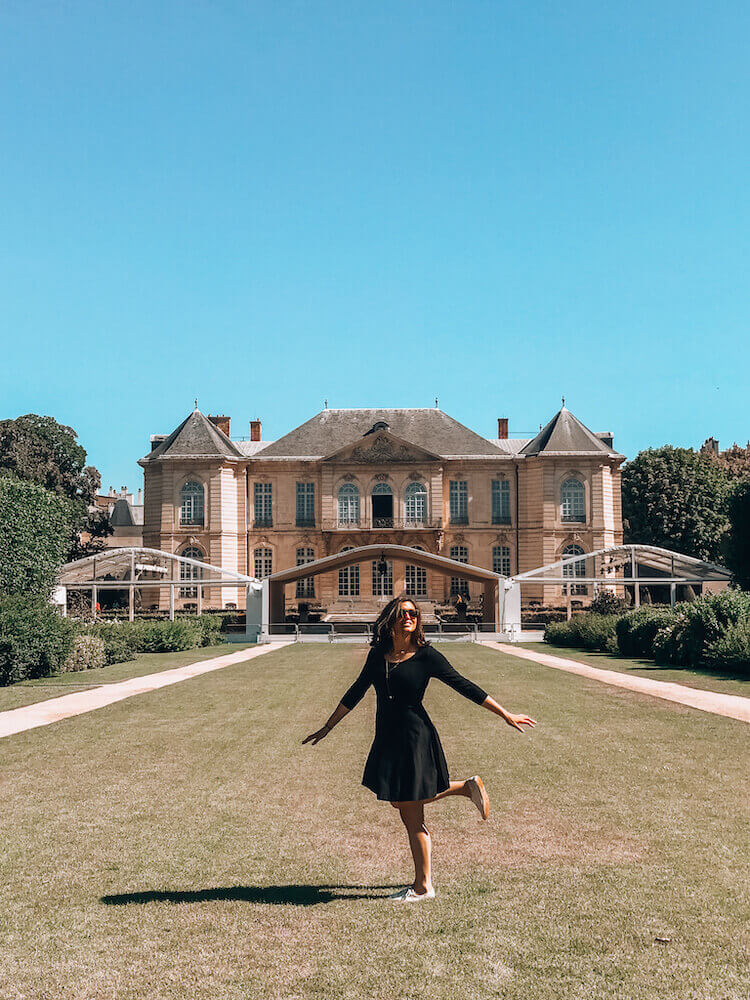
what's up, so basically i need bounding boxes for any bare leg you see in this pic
[397,802,432,894]
[421,779,471,804]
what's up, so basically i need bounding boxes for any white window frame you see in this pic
[179,545,203,598]
[337,484,360,526]
[404,482,427,526]
[491,479,511,524]
[254,547,273,579]
[179,481,204,527]
[296,547,315,599]
[449,480,468,524]
[338,547,359,597]
[561,478,586,523]
[492,544,511,577]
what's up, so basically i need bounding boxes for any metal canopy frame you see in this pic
[56,546,262,623]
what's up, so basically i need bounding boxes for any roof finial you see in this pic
[194,398,198,411]
[561,395,566,408]
[435,396,438,408]
[324,398,328,409]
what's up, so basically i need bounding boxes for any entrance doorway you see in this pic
[371,483,394,527]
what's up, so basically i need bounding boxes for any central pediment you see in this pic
[323,429,441,465]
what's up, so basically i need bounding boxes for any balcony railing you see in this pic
[322,516,443,530]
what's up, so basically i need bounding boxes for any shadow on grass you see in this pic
[101,884,402,906]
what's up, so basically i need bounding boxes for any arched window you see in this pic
[562,544,587,596]
[296,547,315,599]
[449,544,470,597]
[337,484,360,526]
[561,478,585,523]
[254,548,273,579]
[179,545,204,598]
[338,546,359,597]
[179,481,204,526]
[404,482,427,526]
[371,482,393,528]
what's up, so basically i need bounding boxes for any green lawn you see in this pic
[0,645,252,713]
[523,642,750,698]
[1,643,748,1000]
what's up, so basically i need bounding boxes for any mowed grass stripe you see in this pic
[1,644,747,1000]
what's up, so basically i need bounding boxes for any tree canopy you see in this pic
[0,414,110,559]
[0,478,72,598]
[725,479,750,590]
[622,446,731,563]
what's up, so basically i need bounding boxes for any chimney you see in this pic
[109,486,116,497]
[137,488,142,505]
[497,417,508,440]
[209,414,231,437]
[250,419,262,441]
[121,486,127,496]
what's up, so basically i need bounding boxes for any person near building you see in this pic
[302,595,536,902]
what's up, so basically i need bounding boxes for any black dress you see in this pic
[339,643,488,802]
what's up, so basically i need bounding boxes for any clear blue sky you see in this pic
[2,1,748,492]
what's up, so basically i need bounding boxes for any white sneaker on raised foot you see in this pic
[466,775,490,820]
[391,886,436,902]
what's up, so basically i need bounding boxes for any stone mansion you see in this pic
[138,404,624,613]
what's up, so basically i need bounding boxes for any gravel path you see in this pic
[483,642,750,723]
[0,644,291,740]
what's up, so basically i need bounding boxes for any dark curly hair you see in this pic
[370,593,430,652]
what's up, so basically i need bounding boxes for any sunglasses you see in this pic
[398,608,418,619]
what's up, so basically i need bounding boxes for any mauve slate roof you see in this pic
[520,407,619,457]
[141,410,243,462]
[251,408,506,459]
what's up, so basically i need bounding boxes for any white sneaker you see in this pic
[390,886,436,902]
[466,775,490,820]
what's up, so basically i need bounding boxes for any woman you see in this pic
[302,595,536,902]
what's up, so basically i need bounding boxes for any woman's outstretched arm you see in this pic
[479,694,536,733]
[302,701,351,745]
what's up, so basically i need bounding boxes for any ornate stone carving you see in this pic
[495,532,508,543]
[373,473,390,482]
[452,533,465,544]
[342,473,357,482]
[408,472,424,482]
[349,435,421,464]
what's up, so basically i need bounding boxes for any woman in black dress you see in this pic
[302,595,536,902]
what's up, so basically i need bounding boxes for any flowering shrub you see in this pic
[64,634,106,672]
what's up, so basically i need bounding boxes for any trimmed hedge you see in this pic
[705,620,750,674]
[616,606,678,658]
[65,634,106,672]
[544,614,620,653]
[652,591,750,669]
[0,595,75,685]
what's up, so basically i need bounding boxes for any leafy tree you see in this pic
[0,478,72,597]
[0,414,111,558]
[622,446,731,563]
[725,478,750,590]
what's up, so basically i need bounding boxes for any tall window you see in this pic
[179,481,204,526]
[491,480,511,524]
[405,564,427,596]
[371,559,393,597]
[338,546,359,597]
[449,544,470,597]
[562,544,587,595]
[337,483,360,526]
[404,482,427,526]
[179,546,203,598]
[561,478,585,523]
[296,547,315,599]
[254,483,273,526]
[254,547,273,579]
[296,482,315,527]
[492,545,511,577]
[449,480,468,524]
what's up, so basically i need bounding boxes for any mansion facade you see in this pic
[138,404,624,613]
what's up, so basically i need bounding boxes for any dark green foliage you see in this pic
[0,414,111,559]
[544,614,619,652]
[622,446,731,563]
[0,478,72,598]
[188,614,224,647]
[705,620,750,675]
[725,478,750,590]
[133,620,202,652]
[652,590,750,667]
[0,595,75,685]
[589,591,630,616]
[616,606,679,658]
